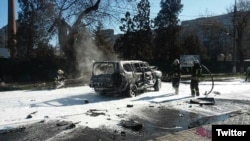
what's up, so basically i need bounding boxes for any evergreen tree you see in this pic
[17,0,53,58]
[115,0,153,60]
[114,12,136,59]
[154,0,183,28]
[133,0,151,31]
[120,12,135,33]
[153,0,183,61]
[133,0,153,59]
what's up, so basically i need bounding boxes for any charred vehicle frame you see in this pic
[89,60,162,97]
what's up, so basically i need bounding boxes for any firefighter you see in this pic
[171,59,181,94]
[246,66,250,82]
[190,60,202,97]
[56,69,65,82]
[54,69,65,88]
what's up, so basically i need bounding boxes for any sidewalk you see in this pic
[151,110,250,141]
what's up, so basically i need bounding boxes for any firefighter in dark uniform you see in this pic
[246,66,250,82]
[191,60,202,97]
[171,59,181,94]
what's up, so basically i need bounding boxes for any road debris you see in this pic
[120,119,143,131]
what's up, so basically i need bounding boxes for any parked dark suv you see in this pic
[89,60,162,97]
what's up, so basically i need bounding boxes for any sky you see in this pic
[0,78,250,134]
[0,0,236,29]
[150,0,235,21]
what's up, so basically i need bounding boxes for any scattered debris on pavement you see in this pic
[120,119,143,131]
[25,111,38,119]
[86,109,107,117]
[190,97,215,105]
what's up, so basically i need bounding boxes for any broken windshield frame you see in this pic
[93,62,115,75]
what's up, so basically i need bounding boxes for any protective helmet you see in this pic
[193,59,199,64]
[173,59,179,65]
[57,69,64,74]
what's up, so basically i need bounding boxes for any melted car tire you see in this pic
[154,79,161,91]
[126,84,137,97]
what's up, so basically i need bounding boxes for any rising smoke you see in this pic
[74,30,118,81]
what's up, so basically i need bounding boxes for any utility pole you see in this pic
[232,0,237,73]
[8,0,17,58]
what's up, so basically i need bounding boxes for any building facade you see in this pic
[181,13,250,61]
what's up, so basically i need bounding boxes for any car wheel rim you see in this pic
[130,86,136,97]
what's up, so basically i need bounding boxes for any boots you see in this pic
[196,91,200,96]
[191,89,195,97]
[175,88,179,95]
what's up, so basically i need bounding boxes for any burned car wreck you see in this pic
[89,60,162,97]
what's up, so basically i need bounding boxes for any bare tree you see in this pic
[228,0,250,72]
[47,0,135,78]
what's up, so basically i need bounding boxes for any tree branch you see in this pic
[73,0,101,28]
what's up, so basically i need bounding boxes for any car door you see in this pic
[141,62,154,85]
[122,63,134,83]
[132,62,144,87]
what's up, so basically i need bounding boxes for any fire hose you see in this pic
[201,64,214,96]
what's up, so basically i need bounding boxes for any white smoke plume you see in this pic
[74,31,118,81]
